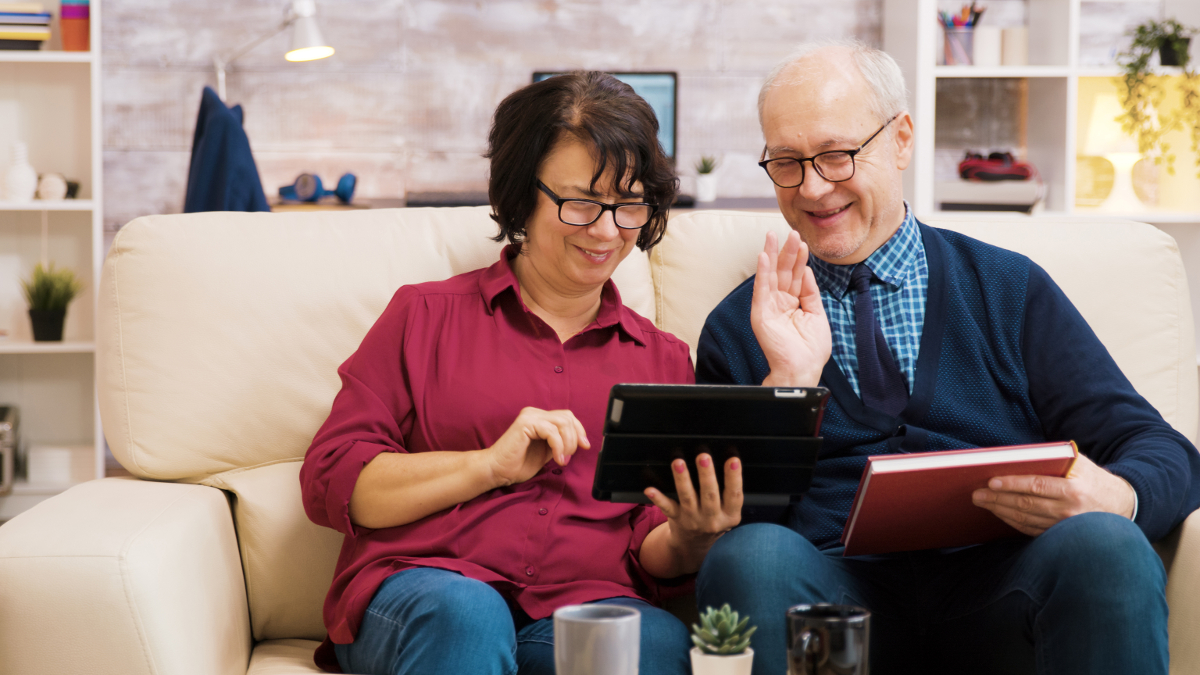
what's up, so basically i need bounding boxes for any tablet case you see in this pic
[592,384,829,506]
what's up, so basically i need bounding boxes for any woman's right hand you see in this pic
[486,407,590,487]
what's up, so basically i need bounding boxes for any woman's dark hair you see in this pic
[486,71,678,251]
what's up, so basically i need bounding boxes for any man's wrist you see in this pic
[763,367,820,388]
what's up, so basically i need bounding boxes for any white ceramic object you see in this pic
[27,446,73,485]
[1001,26,1029,66]
[36,172,68,201]
[554,604,640,675]
[973,26,1002,68]
[696,173,718,202]
[690,647,754,675]
[5,142,37,202]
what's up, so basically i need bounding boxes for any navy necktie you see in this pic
[851,263,909,416]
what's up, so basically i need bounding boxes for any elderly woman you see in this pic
[301,71,743,675]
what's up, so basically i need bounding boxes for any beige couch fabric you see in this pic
[99,207,654,483]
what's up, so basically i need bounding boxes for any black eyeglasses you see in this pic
[758,114,899,189]
[536,180,655,230]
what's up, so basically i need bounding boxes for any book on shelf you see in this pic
[0,11,50,24]
[0,3,46,13]
[840,441,1078,557]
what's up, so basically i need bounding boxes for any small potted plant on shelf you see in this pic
[1116,18,1200,177]
[690,604,756,675]
[694,155,720,203]
[20,262,83,342]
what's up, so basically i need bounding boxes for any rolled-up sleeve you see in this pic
[300,286,420,536]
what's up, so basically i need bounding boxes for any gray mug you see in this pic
[553,604,640,675]
[786,604,870,675]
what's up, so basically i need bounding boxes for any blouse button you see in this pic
[554,366,563,373]
[539,507,548,515]
[525,566,535,576]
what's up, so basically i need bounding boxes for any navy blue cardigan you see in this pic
[697,222,1200,548]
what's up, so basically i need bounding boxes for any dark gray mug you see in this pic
[786,604,870,675]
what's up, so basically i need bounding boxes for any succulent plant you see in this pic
[694,155,720,175]
[691,604,756,655]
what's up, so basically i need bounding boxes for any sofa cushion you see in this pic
[204,461,339,642]
[99,206,654,481]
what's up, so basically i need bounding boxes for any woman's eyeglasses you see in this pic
[537,181,655,230]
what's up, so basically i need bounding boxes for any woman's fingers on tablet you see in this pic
[695,453,722,516]
[671,458,698,511]
[723,456,744,519]
[643,487,680,519]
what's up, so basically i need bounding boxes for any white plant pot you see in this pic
[690,647,754,675]
[696,173,718,202]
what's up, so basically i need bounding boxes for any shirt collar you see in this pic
[809,203,918,299]
[479,245,647,346]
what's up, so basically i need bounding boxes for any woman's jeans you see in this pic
[334,566,691,675]
[697,513,1168,675]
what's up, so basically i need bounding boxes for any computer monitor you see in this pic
[531,71,677,163]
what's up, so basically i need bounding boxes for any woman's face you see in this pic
[520,136,644,296]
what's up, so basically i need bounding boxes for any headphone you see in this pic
[279,173,357,203]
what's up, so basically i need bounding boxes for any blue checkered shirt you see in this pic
[808,205,926,397]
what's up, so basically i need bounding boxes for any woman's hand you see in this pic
[752,230,832,387]
[640,453,743,576]
[486,407,590,487]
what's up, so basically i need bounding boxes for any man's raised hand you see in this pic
[751,230,832,387]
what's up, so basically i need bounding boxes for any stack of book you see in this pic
[0,3,50,50]
[60,0,87,51]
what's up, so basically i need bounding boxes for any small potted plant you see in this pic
[20,262,83,342]
[690,604,756,675]
[694,155,720,203]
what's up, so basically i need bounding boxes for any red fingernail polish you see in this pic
[674,461,686,474]
[730,459,740,471]
[699,455,712,468]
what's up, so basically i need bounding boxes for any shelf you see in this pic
[0,200,94,212]
[928,209,1200,224]
[0,51,93,64]
[0,341,95,354]
[935,66,1072,78]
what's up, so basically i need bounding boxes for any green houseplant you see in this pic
[1115,19,1200,177]
[690,604,756,675]
[694,155,721,203]
[20,262,83,341]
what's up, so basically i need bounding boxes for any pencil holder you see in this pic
[944,27,974,66]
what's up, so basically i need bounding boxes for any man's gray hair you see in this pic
[758,39,908,127]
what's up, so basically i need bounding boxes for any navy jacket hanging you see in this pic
[184,86,270,213]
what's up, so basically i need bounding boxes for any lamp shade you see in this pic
[1084,93,1138,156]
[286,15,334,62]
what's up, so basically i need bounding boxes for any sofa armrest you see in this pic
[0,478,252,675]
[1155,509,1200,675]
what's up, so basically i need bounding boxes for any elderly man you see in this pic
[694,40,1200,675]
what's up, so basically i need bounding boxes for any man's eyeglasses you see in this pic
[758,114,899,189]
[537,180,655,230]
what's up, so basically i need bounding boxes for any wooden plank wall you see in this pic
[100,0,880,229]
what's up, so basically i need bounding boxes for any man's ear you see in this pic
[893,111,915,171]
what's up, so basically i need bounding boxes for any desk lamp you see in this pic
[1083,93,1144,212]
[213,0,334,102]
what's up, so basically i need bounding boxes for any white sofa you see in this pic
[2,206,1199,674]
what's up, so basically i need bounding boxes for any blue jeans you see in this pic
[334,567,691,675]
[697,513,1167,675]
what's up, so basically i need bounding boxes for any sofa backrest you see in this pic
[98,207,1196,642]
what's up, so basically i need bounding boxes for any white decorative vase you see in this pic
[696,173,718,202]
[690,647,754,675]
[5,142,37,202]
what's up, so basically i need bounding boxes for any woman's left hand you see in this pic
[643,453,743,570]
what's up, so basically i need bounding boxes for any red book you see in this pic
[840,441,1079,556]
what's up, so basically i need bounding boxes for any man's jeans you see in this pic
[697,512,1167,675]
[334,567,691,675]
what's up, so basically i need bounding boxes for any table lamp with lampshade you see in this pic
[213,0,334,102]
[1083,93,1146,212]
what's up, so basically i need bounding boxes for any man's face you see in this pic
[760,56,913,265]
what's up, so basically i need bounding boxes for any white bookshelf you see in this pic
[883,0,1200,225]
[0,0,104,521]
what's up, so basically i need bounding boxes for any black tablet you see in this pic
[592,384,830,506]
